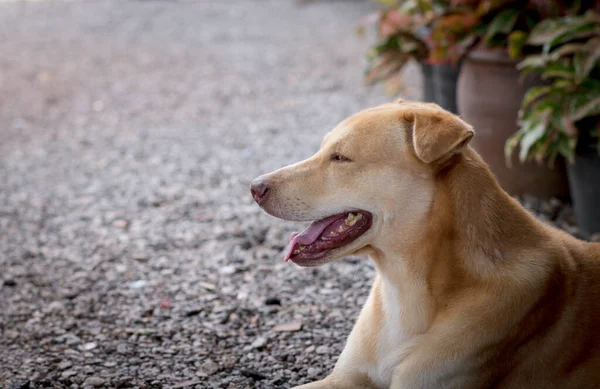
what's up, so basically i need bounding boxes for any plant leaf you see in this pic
[573,51,587,83]
[548,43,586,60]
[505,131,523,167]
[527,19,571,46]
[519,123,546,162]
[548,25,600,53]
[517,54,547,70]
[508,31,528,58]
[542,62,575,80]
[569,96,600,121]
[521,85,553,109]
[485,9,519,44]
[582,37,600,79]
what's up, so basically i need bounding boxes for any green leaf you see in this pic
[542,62,575,80]
[485,9,519,44]
[573,51,586,83]
[527,19,571,46]
[547,25,600,54]
[519,123,546,162]
[569,96,600,121]
[508,31,528,58]
[582,38,600,79]
[505,131,523,167]
[548,43,586,61]
[517,55,547,70]
[521,85,553,109]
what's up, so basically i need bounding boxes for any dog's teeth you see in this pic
[338,225,347,233]
[344,212,362,227]
[348,213,362,226]
[344,213,355,226]
[329,231,336,236]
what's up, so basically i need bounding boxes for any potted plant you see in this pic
[363,0,463,112]
[450,0,580,199]
[505,11,600,233]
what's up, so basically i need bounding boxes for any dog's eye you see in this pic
[331,153,351,163]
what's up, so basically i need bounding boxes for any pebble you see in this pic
[251,337,267,349]
[307,367,319,377]
[315,345,329,355]
[82,377,105,387]
[273,321,303,332]
[79,342,97,351]
[199,359,219,376]
[128,280,148,289]
[61,370,78,379]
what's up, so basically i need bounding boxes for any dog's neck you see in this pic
[366,149,547,332]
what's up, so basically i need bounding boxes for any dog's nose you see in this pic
[250,178,270,204]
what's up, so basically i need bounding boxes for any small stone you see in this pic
[79,342,97,351]
[307,367,319,377]
[128,280,148,289]
[251,337,267,349]
[219,265,236,275]
[199,359,219,376]
[272,321,302,332]
[112,219,129,229]
[5,330,19,339]
[61,370,78,379]
[58,360,73,370]
[305,345,315,353]
[315,345,329,355]
[3,279,17,287]
[159,299,172,309]
[83,376,105,387]
[132,254,150,263]
[200,282,216,291]
[116,344,129,354]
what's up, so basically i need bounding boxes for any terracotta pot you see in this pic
[457,48,570,199]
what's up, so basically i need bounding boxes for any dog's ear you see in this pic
[406,111,474,164]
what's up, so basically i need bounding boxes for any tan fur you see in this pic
[252,101,600,389]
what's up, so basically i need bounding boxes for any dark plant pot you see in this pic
[418,62,460,114]
[433,62,461,114]
[567,133,600,235]
[420,62,435,103]
[457,47,570,200]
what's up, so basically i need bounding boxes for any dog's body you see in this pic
[250,101,600,388]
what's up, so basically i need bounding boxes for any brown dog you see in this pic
[250,100,600,389]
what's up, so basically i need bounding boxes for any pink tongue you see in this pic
[283,214,344,262]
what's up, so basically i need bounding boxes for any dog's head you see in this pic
[250,100,474,267]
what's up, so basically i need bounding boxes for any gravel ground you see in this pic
[0,1,591,389]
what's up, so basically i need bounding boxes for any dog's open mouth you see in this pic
[284,211,372,263]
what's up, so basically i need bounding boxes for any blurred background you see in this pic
[0,0,599,388]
